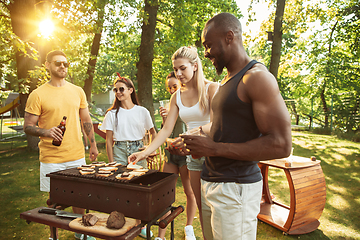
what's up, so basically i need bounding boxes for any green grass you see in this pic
[1,130,359,239]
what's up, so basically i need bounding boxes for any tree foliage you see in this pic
[1,0,359,135]
[247,0,359,133]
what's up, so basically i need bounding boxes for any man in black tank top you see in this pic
[181,13,292,240]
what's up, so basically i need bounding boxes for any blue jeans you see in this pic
[113,140,148,168]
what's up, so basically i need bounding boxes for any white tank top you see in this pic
[176,84,211,130]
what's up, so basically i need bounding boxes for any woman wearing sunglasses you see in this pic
[100,76,156,238]
[129,46,219,240]
[100,76,156,169]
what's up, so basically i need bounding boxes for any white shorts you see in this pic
[201,179,263,240]
[40,158,86,192]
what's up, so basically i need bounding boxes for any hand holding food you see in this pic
[128,151,147,165]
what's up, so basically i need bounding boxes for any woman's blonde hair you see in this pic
[172,46,211,114]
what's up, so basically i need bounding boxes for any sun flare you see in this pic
[39,19,54,38]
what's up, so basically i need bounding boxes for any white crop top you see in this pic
[176,84,211,130]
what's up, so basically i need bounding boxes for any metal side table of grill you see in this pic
[20,205,183,240]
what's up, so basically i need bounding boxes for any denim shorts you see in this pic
[186,155,205,171]
[165,149,187,168]
[113,140,148,168]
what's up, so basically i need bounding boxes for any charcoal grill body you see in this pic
[48,171,178,222]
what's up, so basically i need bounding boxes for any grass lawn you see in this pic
[0,130,359,240]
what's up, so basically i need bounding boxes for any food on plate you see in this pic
[106,211,125,229]
[79,169,95,175]
[82,213,99,226]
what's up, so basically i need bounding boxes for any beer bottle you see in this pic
[52,116,67,146]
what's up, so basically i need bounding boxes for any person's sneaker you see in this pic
[154,238,166,240]
[184,225,196,240]
[139,227,153,238]
[74,233,96,240]
[85,146,89,150]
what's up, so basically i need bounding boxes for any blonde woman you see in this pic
[155,71,197,240]
[129,46,218,240]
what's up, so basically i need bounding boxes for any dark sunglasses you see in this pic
[113,87,126,93]
[52,61,70,68]
[167,85,178,91]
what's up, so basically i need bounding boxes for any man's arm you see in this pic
[79,107,98,161]
[183,67,292,161]
[23,112,63,141]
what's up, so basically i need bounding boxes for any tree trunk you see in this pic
[290,102,299,125]
[269,0,286,83]
[136,0,159,125]
[83,1,106,102]
[9,0,41,150]
[320,86,329,128]
[83,33,102,102]
[322,21,338,129]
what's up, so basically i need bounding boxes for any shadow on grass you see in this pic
[257,221,332,239]
[291,131,360,239]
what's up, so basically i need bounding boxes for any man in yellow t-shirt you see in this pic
[24,50,98,240]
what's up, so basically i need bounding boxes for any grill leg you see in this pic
[52,226,57,240]
[146,225,151,240]
[170,219,174,240]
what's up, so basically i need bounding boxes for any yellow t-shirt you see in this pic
[25,82,88,163]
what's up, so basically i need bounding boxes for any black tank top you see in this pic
[202,60,263,183]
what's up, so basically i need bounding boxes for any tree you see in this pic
[7,0,43,150]
[8,0,41,112]
[269,0,286,81]
[136,0,158,123]
[83,0,107,102]
[94,0,241,124]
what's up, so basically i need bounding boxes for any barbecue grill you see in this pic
[41,166,182,239]
[47,166,177,222]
